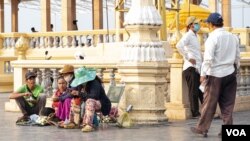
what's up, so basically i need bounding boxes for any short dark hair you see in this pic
[211,22,223,28]
[25,72,37,80]
[186,23,193,32]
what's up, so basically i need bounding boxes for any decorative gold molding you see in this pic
[15,36,29,60]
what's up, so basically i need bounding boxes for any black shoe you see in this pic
[190,127,208,137]
[218,132,221,136]
[192,115,200,119]
[192,113,201,119]
[213,115,221,119]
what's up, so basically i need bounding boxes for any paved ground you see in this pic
[1,93,250,141]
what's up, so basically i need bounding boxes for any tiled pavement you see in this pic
[1,93,249,141]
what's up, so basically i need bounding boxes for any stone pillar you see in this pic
[72,0,76,22]
[92,0,103,43]
[118,0,168,124]
[41,0,51,32]
[158,0,167,41]
[13,67,27,91]
[5,66,27,112]
[222,0,231,27]
[92,0,103,30]
[0,60,3,74]
[0,0,4,32]
[0,31,3,73]
[164,0,191,120]
[61,0,73,31]
[5,36,29,112]
[11,0,18,32]
[236,28,250,52]
[165,59,191,119]
[115,0,124,42]
[209,0,217,13]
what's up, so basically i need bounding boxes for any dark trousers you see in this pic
[15,94,47,116]
[184,67,203,117]
[196,72,237,132]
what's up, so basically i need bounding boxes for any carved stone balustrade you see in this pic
[4,59,121,112]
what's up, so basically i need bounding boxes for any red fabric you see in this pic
[73,97,81,105]
[52,102,59,109]
[52,89,63,109]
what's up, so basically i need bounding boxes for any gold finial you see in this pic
[15,36,29,60]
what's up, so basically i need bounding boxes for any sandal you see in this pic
[81,125,95,132]
[63,122,77,129]
[16,115,30,123]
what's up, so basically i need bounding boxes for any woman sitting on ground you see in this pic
[52,77,72,123]
[63,67,111,132]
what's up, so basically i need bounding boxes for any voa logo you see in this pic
[226,129,246,136]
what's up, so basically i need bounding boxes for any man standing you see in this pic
[9,72,46,122]
[190,12,240,137]
[176,16,203,118]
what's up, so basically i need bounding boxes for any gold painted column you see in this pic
[222,0,231,27]
[72,0,76,22]
[11,0,18,32]
[158,0,167,41]
[92,0,103,43]
[92,0,103,30]
[62,0,74,31]
[41,0,51,32]
[0,0,4,32]
[209,0,217,13]
[115,0,124,42]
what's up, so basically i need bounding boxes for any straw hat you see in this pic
[70,67,96,87]
[59,65,74,74]
[186,16,201,26]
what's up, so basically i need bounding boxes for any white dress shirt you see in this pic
[201,28,240,77]
[176,29,203,73]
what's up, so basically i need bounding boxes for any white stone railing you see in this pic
[237,58,250,96]
[4,61,13,74]
[231,28,250,50]
[11,60,120,96]
[167,27,250,51]
[0,29,128,49]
